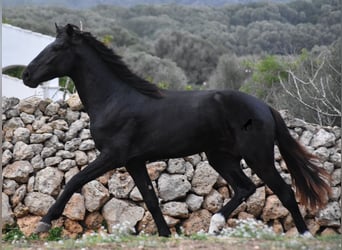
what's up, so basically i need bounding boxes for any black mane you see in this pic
[75,28,163,98]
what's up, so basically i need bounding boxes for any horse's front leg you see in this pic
[126,160,171,237]
[36,152,115,233]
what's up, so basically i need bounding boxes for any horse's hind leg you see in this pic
[126,160,171,237]
[206,151,256,234]
[241,144,309,235]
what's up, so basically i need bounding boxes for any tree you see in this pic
[154,30,219,84]
[208,54,249,90]
[123,50,188,90]
[279,45,341,126]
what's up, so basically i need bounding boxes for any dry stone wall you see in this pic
[2,96,341,238]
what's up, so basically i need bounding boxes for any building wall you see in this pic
[2,24,64,100]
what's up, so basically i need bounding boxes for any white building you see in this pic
[2,24,65,100]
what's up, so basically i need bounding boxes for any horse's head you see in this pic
[23,24,81,88]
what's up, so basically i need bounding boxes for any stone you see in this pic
[2,149,13,165]
[331,169,341,186]
[108,172,135,198]
[2,141,14,151]
[129,181,158,202]
[185,193,204,212]
[314,147,331,162]
[44,135,63,149]
[85,212,104,230]
[13,141,35,160]
[184,154,202,166]
[306,218,320,235]
[191,161,219,195]
[56,150,75,159]
[18,97,41,114]
[311,129,336,148]
[30,133,53,144]
[330,152,341,167]
[44,156,63,166]
[20,112,35,124]
[321,228,338,236]
[272,219,284,234]
[65,120,85,140]
[246,187,266,217]
[299,130,313,146]
[203,189,224,213]
[2,97,20,112]
[146,161,167,181]
[50,119,69,130]
[102,198,145,234]
[17,215,42,237]
[67,94,84,111]
[137,211,157,235]
[31,155,45,170]
[184,161,194,181]
[65,167,80,184]
[79,129,92,140]
[261,195,289,222]
[64,218,83,236]
[161,202,189,218]
[34,167,64,196]
[158,173,191,201]
[317,201,341,227]
[65,138,82,151]
[41,147,57,158]
[13,203,30,218]
[58,159,76,171]
[63,193,86,221]
[2,193,14,227]
[30,144,44,155]
[65,109,80,124]
[182,209,212,236]
[13,127,31,143]
[24,192,55,216]
[74,150,89,165]
[79,139,96,151]
[11,184,27,207]
[4,117,25,130]
[330,187,341,201]
[44,102,60,116]
[3,179,19,196]
[27,176,35,192]
[3,160,33,183]
[167,158,187,174]
[82,180,110,212]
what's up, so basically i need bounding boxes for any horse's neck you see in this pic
[69,55,136,117]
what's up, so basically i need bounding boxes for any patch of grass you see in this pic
[2,224,24,242]
[46,227,63,241]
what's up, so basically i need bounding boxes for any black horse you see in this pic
[23,24,331,237]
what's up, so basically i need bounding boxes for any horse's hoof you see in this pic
[208,213,226,235]
[36,222,51,233]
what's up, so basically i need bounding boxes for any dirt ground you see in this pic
[2,236,341,250]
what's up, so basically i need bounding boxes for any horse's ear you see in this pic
[55,23,62,34]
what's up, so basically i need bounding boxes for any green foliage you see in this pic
[3,66,25,79]
[241,55,287,105]
[252,55,287,87]
[59,77,76,95]
[46,227,63,241]
[3,224,25,241]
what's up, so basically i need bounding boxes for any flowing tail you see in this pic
[270,108,331,211]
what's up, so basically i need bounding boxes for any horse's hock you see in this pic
[2,96,341,237]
